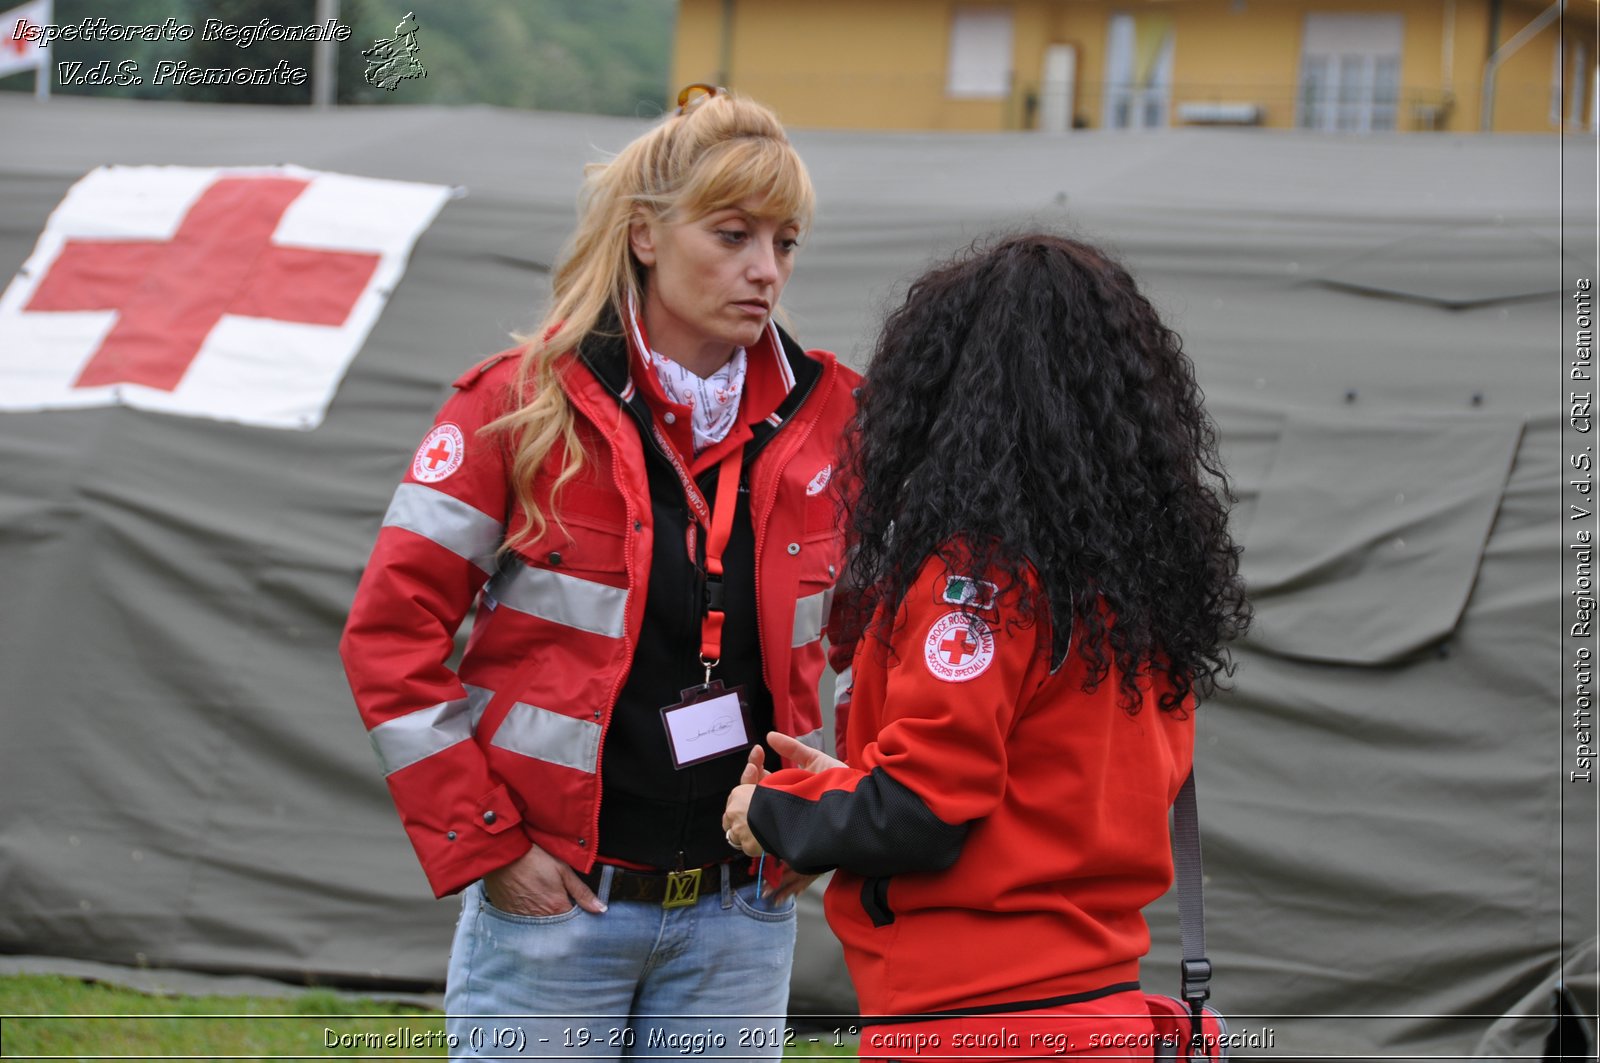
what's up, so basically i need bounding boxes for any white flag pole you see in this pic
[311,0,338,107]
[33,0,50,100]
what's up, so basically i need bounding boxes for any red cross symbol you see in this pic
[423,439,453,469]
[5,23,32,56]
[25,176,381,392]
[940,629,976,665]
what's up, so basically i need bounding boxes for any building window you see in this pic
[1039,43,1078,133]
[1297,14,1403,132]
[1103,12,1174,130]
[947,7,1014,98]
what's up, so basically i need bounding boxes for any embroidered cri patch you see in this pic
[924,611,996,683]
[412,422,466,483]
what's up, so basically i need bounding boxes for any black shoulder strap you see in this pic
[1173,771,1214,1060]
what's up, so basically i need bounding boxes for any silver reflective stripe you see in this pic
[833,666,853,709]
[792,589,829,648]
[487,561,628,639]
[369,697,474,777]
[464,684,495,731]
[491,701,602,774]
[795,727,826,753]
[383,482,504,574]
[368,684,499,777]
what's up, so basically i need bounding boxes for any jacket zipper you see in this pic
[751,362,830,716]
[569,377,653,872]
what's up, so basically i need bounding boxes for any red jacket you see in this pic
[750,554,1195,1017]
[341,323,859,897]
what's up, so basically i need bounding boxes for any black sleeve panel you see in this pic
[747,767,970,877]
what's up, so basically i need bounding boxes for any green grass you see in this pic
[0,975,859,1059]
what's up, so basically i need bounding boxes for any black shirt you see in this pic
[597,457,772,868]
[576,321,822,870]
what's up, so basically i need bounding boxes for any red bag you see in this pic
[1145,992,1229,1061]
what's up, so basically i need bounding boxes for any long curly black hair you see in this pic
[842,232,1250,713]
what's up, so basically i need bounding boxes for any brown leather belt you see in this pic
[578,859,757,908]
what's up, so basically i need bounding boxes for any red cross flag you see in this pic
[0,0,50,79]
[0,165,451,429]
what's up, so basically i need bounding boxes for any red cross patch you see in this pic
[924,611,996,683]
[412,423,466,483]
[0,164,449,429]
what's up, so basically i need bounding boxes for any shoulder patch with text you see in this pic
[412,422,466,483]
[924,611,996,683]
[806,464,832,496]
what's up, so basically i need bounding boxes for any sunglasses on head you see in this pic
[676,83,726,114]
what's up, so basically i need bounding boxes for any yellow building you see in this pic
[672,0,1598,132]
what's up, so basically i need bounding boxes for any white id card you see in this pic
[659,680,752,769]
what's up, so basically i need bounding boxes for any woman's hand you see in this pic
[723,779,818,898]
[723,745,768,857]
[482,843,606,916]
[764,729,846,773]
[766,868,820,905]
[754,732,841,898]
[723,733,848,876]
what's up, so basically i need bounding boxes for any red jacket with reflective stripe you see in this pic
[340,329,859,897]
[752,555,1195,1017]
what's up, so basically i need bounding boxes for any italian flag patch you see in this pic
[940,575,997,611]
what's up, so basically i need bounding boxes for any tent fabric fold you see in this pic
[1241,408,1523,664]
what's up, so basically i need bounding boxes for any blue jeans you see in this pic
[444,864,798,1061]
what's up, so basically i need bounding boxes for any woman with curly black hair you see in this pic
[724,232,1249,1058]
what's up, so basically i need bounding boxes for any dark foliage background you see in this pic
[1,0,676,113]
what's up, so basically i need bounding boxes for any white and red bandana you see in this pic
[651,344,748,454]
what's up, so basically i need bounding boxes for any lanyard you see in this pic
[647,422,743,681]
[699,448,742,677]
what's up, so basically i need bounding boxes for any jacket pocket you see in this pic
[510,508,630,579]
[799,526,844,585]
[508,469,631,576]
[860,875,895,928]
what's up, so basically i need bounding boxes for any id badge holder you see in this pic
[660,679,753,769]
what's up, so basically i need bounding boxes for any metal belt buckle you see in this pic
[662,867,702,909]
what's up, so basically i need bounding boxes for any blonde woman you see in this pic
[340,86,858,1057]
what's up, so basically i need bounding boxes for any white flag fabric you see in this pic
[0,0,49,78]
[0,165,452,430]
